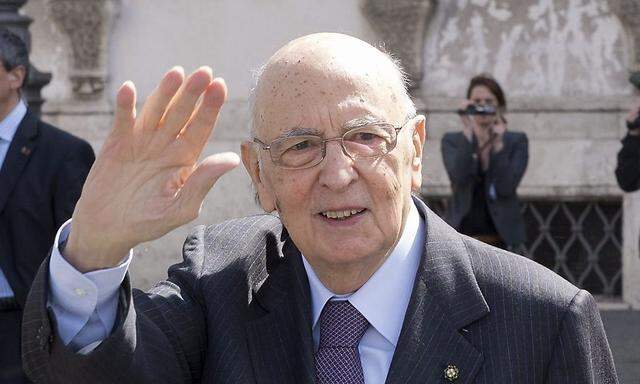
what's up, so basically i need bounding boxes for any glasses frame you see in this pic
[252,115,416,170]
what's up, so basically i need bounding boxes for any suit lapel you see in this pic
[245,232,315,384]
[0,111,37,215]
[385,198,489,384]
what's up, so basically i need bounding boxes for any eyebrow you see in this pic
[342,116,386,130]
[277,127,322,139]
[275,115,386,140]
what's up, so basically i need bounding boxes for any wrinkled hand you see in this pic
[65,67,240,272]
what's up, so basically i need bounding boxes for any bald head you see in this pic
[250,33,415,137]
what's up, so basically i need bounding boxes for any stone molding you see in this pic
[601,0,640,88]
[361,0,436,89]
[363,0,640,90]
[50,0,120,100]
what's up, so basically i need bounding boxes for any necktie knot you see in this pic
[319,300,369,348]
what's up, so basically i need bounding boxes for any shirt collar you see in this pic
[302,202,424,347]
[0,100,27,143]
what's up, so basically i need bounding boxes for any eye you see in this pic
[345,125,391,144]
[278,136,321,154]
[290,140,312,151]
[352,132,380,142]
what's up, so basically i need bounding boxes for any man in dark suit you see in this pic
[0,28,94,383]
[22,33,616,383]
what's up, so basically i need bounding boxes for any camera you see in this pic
[457,104,497,116]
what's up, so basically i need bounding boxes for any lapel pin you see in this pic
[444,364,459,382]
[21,146,31,156]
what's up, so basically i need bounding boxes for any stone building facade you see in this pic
[18,0,640,307]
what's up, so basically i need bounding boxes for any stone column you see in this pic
[361,0,436,89]
[0,0,51,115]
[50,0,120,107]
[623,192,640,309]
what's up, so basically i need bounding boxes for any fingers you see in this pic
[112,81,137,136]
[179,152,240,219]
[179,78,227,152]
[159,67,214,142]
[139,67,185,133]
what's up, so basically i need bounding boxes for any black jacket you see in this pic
[615,134,640,192]
[441,131,528,247]
[0,110,94,306]
[22,198,616,383]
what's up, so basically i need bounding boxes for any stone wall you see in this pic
[20,0,640,305]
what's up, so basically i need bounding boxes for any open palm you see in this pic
[65,67,240,272]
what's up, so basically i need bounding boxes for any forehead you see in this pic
[253,44,406,139]
[470,85,497,100]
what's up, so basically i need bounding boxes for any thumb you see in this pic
[180,152,240,217]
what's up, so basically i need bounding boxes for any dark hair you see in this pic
[466,74,506,112]
[0,27,29,86]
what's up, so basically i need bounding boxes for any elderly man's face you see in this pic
[243,34,425,278]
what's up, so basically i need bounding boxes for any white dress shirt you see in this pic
[0,100,28,298]
[48,202,424,378]
[48,220,132,352]
[302,203,424,384]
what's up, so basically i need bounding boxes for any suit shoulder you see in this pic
[181,214,283,274]
[37,118,93,151]
[463,236,580,309]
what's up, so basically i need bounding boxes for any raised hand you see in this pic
[64,67,240,272]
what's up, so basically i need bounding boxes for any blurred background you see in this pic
[8,0,639,380]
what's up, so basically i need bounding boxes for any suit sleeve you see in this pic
[22,226,209,384]
[488,133,528,198]
[441,133,479,187]
[53,140,95,227]
[544,290,618,384]
[615,134,640,192]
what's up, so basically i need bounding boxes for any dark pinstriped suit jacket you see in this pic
[21,197,617,383]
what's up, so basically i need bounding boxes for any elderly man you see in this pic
[22,34,616,383]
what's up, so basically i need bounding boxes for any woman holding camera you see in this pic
[441,74,529,252]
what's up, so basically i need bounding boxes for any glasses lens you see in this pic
[343,124,395,158]
[271,135,324,168]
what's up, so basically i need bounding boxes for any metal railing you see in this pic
[424,196,622,296]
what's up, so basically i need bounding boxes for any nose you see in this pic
[318,140,358,191]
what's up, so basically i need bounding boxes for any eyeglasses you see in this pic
[253,116,415,169]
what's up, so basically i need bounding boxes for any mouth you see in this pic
[319,208,366,220]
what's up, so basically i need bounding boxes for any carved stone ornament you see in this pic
[361,0,436,89]
[610,0,640,89]
[50,0,120,100]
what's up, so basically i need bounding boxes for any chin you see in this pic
[317,241,382,266]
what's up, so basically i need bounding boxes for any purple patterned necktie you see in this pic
[315,300,370,384]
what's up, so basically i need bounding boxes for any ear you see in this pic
[241,140,277,212]
[8,66,26,90]
[410,115,426,192]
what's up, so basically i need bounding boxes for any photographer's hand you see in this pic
[491,116,507,153]
[458,99,475,142]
